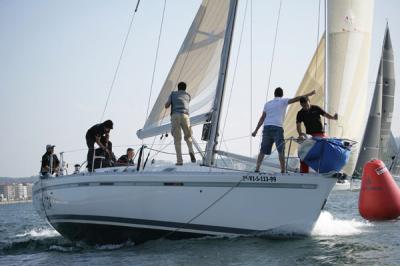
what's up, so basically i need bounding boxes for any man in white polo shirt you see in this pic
[252,87,316,173]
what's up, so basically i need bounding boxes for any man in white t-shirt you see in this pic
[252,87,316,173]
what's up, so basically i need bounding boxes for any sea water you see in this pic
[1,182,399,266]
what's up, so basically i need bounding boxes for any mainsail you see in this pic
[354,65,382,174]
[379,25,396,163]
[137,0,232,139]
[327,0,374,175]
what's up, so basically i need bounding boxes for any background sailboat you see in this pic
[355,24,396,175]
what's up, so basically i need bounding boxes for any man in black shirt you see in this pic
[86,120,113,171]
[117,148,135,166]
[41,145,60,176]
[296,96,338,173]
[94,134,116,168]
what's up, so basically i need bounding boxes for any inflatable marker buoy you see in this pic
[359,159,400,221]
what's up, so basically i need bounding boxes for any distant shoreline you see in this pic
[0,200,32,205]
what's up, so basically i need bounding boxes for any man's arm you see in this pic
[323,112,338,120]
[288,90,316,104]
[252,112,266,137]
[165,99,171,109]
[296,123,307,140]
[95,135,108,151]
[165,94,172,109]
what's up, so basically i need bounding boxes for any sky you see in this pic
[0,0,399,177]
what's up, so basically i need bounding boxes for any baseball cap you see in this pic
[46,144,55,150]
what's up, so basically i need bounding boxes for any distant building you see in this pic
[0,184,15,200]
[14,183,28,200]
[26,183,33,199]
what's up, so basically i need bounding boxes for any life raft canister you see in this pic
[359,159,400,221]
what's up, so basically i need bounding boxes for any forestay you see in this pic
[283,35,325,156]
[137,0,231,139]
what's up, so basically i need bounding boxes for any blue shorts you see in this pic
[260,125,285,155]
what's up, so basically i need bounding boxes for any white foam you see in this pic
[16,228,60,238]
[95,243,125,250]
[48,245,75,252]
[95,241,135,250]
[312,211,372,236]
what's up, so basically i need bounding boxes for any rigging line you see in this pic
[144,0,167,120]
[218,0,249,153]
[314,0,321,81]
[315,0,325,130]
[100,0,141,122]
[161,174,244,240]
[146,147,203,156]
[149,140,173,161]
[249,0,253,157]
[265,0,282,101]
[142,0,167,150]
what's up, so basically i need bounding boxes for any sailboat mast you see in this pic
[324,0,328,132]
[203,0,239,166]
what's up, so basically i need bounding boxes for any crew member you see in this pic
[117,148,135,166]
[296,96,338,173]
[94,133,116,168]
[252,87,316,173]
[85,120,113,171]
[165,82,196,165]
[40,144,60,176]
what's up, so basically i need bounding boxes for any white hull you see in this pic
[33,165,336,244]
[333,180,351,191]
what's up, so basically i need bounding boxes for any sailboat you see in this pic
[354,24,396,176]
[32,0,373,244]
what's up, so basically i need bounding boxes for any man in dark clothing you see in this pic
[117,148,135,166]
[41,145,60,176]
[296,96,338,173]
[86,120,113,171]
[94,134,116,168]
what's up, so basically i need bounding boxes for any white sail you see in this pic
[283,35,325,156]
[327,0,374,175]
[137,0,231,139]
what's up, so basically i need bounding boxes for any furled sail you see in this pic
[283,34,325,156]
[379,25,396,163]
[137,0,231,139]
[327,0,374,175]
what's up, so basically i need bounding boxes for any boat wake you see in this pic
[15,228,60,238]
[312,211,372,236]
[1,226,134,255]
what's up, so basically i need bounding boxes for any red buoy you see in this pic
[359,159,400,220]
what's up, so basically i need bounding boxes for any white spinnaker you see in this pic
[327,0,374,175]
[283,35,325,156]
[139,0,231,137]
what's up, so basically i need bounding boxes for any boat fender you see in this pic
[359,159,400,221]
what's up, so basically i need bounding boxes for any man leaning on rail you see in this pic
[85,120,113,171]
[252,87,316,173]
[296,96,338,173]
[40,144,60,176]
[165,82,196,165]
